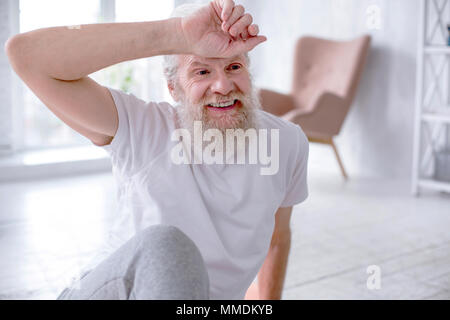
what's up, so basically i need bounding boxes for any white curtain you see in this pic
[0,0,19,155]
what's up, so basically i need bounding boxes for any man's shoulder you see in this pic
[107,87,176,114]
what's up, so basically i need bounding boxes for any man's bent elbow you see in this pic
[5,34,22,60]
[5,34,33,75]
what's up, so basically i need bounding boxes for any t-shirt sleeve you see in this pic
[280,126,309,207]
[99,87,172,177]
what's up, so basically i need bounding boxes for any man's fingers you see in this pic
[220,0,235,21]
[210,2,223,25]
[231,35,267,56]
[240,28,249,40]
[229,13,252,37]
[214,1,262,47]
[248,24,259,36]
[222,4,245,32]
[242,35,267,52]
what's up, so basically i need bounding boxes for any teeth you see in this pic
[208,100,236,108]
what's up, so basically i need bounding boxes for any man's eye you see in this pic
[197,70,209,75]
[230,64,241,70]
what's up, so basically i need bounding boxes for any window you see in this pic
[18,0,174,150]
[91,0,174,103]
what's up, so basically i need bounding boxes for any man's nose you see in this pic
[210,72,234,96]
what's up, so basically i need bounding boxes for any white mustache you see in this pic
[174,85,261,134]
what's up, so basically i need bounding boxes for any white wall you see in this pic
[240,0,420,179]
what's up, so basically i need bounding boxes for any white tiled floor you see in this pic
[285,174,450,300]
[0,172,117,299]
[0,144,449,300]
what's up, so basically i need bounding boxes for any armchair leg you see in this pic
[330,139,348,180]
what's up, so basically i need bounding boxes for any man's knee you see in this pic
[132,224,210,299]
[136,224,205,267]
[137,224,196,252]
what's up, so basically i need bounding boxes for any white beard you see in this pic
[174,84,262,137]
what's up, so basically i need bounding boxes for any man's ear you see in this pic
[167,81,179,102]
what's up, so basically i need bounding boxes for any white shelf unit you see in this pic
[412,0,450,195]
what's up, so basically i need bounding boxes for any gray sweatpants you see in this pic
[57,225,210,300]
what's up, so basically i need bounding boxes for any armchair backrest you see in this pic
[291,35,371,113]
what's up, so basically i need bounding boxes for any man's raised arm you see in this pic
[4,0,266,146]
[5,19,188,82]
[4,19,188,146]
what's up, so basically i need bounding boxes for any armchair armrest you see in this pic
[258,88,296,117]
[290,92,349,137]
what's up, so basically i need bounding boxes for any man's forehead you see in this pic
[182,54,247,68]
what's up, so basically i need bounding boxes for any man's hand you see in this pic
[181,0,267,58]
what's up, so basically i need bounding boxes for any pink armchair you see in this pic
[259,35,371,179]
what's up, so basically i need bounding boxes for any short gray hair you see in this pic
[162,3,250,85]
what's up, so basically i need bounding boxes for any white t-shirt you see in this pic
[96,87,309,300]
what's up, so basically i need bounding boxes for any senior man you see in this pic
[5,0,309,300]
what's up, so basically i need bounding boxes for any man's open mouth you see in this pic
[206,99,239,111]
